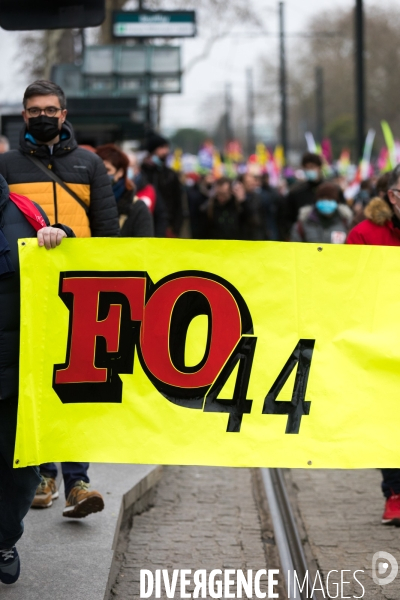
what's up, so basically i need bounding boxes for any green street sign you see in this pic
[113,11,196,38]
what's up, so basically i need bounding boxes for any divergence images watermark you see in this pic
[139,569,366,599]
[372,552,398,586]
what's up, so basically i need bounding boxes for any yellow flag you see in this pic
[171,148,183,172]
[14,239,400,469]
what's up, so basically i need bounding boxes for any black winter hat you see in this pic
[144,133,170,154]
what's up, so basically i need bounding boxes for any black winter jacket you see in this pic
[0,175,74,401]
[141,160,183,236]
[0,122,119,238]
[117,187,154,237]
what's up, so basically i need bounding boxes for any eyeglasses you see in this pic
[390,189,400,194]
[26,107,63,118]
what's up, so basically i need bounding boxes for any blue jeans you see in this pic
[381,469,400,499]
[0,399,40,549]
[40,462,90,498]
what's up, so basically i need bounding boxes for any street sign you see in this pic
[113,10,196,38]
[52,45,182,96]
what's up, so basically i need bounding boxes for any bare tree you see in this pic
[19,29,80,81]
[259,4,400,158]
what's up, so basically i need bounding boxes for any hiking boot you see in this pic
[382,494,400,526]
[0,547,20,585]
[63,481,104,519]
[31,476,59,509]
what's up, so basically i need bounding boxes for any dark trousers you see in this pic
[40,462,90,498]
[0,399,40,549]
[382,469,400,499]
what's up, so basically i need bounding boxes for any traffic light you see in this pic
[0,0,105,30]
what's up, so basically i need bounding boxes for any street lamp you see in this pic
[355,0,365,161]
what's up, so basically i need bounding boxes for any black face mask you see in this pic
[27,116,61,143]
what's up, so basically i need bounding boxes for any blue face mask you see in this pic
[316,199,338,215]
[152,155,164,167]
[305,169,319,182]
[127,167,134,180]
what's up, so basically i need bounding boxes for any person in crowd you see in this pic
[237,173,265,240]
[352,179,373,226]
[290,182,352,244]
[0,136,10,154]
[96,144,153,237]
[141,134,184,237]
[0,80,119,238]
[127,152,168,237]
[280,152,324,239]
[205,177,246,240]
[0,174,73,585]
[0,80,120,518]
[375,172,391,200]
[347,167,400,247]
[260,172,282,241]
[186,171,214,239]
[347,165,400,525]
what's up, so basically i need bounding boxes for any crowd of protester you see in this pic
[1,77,400,587]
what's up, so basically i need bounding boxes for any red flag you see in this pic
[9,193,47,232]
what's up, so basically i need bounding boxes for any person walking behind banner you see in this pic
[280,152,324,239]
[0,174,73,585]
[0,80,119,238]
[347,165,400,525]
[141,133,184,237]
[96,144,154,237]
[0,80,120,518]
[205,177,248,240]
[260,172,282,241]
[238,173,265,240]
[290,182,352,244]
[127,152,168,237]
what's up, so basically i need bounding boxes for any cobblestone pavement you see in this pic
[111,466,284,599]
[288,469,400,599]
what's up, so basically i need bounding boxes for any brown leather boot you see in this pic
[31,476,58,508]
[62,481,104,518]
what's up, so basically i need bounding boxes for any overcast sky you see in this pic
[0,0,391,132]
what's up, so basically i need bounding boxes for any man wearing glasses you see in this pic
[0,79,119,238]
[348,166,400,526]
[0,80,120,520]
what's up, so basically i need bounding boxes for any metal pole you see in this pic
[279,1,288,163]
[246,68,255,157]
[355,0,365,161]
[225,82,233,145]
[315,66,324,143]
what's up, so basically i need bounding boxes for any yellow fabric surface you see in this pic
[14,238,400,469]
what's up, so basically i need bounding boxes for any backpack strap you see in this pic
[26,154,89,215]
[9,192,47,232]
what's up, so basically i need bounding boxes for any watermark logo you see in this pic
[372,551,398,586]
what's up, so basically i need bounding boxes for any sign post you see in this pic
[113,10,196,39]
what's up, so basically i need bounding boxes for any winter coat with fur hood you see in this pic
[347,197,400,246]
[290,204,353,244]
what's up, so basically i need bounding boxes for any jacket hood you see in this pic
[0,174,9,214]
[298,203,353,226]
[364,197,393,226]
[19,119,78,157]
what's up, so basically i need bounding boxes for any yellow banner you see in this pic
[15,239,400,469]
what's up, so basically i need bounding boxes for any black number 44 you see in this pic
[262,339,315,434]
[202,337,315,435]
